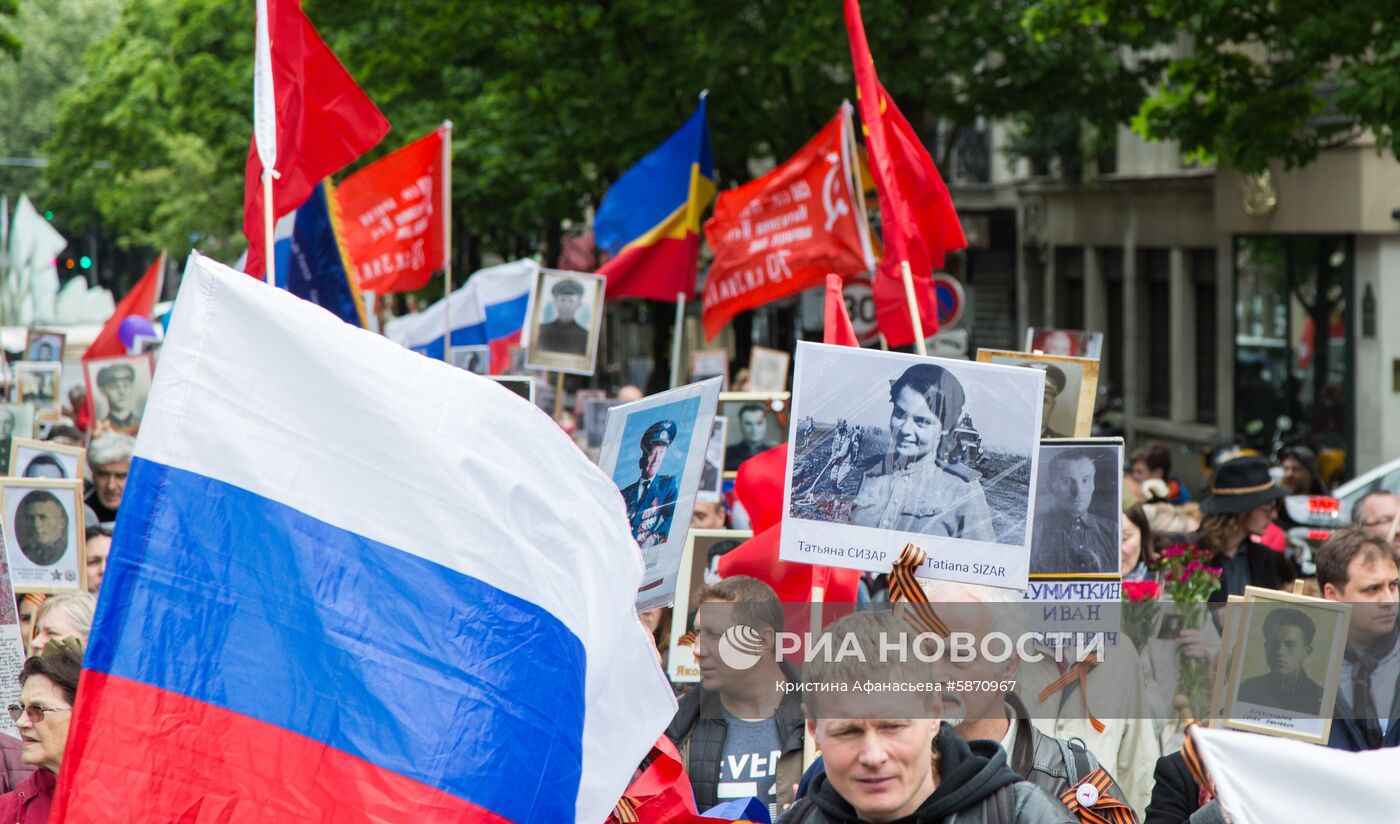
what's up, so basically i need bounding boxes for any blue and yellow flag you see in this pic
[272,180,369,327]
[594,96,715,301]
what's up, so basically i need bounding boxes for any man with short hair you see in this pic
[1237,607,1324,714]
[1353,490,1399,553]
[780,610,1074,824]
[85,525,112,595]
[1130,441,1189,504]
[1025,362,1069,438]
[16,491,68,566]
[1031,449,1116,574]
[666,576,804,819]
[691,499,727,530]
[94,363,141,435]
[1316,526,1400,751]
[86,433,135,524]
[726,404,775,471]
[536,278,589,355]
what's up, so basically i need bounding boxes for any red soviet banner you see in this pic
[335,127,446,294]
[701,107,874,339]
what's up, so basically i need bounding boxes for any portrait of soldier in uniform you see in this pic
[1238,607,1325,715]
[1030,446,1118,574]
[15,489,70,567]
[536,278,589,356]
[95,363,142,435]
[849,363,995,541]
[620,420,681,548]
[725,403,777,471]
[1027,362,1069,439]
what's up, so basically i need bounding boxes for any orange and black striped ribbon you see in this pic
[610,796,639,824]
[1180,722,1212,801]
[887,543,951,637]
[676,631,697,648]
[1057,767,1138,824]
[1037,654,1105,734]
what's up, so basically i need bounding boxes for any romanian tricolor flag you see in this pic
[594,97,716,302]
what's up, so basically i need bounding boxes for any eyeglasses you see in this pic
[7,703,71,724]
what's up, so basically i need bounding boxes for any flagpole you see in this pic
[669,291,686,388]
[441,120,454,362]
[899,261,927,356]
[263,171,277,287]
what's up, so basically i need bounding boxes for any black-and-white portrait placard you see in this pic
[780,342,1044,590]
[83,354,155,437]
[449,345,490,374]
[720,392,789,476]
[1028,439,1123,576]
[1,478,85,594]
[697,416,727,503]
[525,268,605,375]
[1224,588,1350,744]
[13,363,61,419]
[977,349,1099,440]
[747,346,790,392]
[9,439,85,482]
[487,375,536,404]
[24,330,64,364]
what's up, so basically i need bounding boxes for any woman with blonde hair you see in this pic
[29,593,95,657]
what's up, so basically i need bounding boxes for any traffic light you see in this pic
[64,258,74,270]
[79,255,92,270]
[43,210,53,221]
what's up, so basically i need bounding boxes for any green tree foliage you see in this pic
[0,0,19,61]
[1028,0,1400,173]
[41,0,1150,264]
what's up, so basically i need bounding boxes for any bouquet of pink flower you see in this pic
[1153,543,1222,715]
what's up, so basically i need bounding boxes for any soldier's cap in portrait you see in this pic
[551,279,585,298]
[97,363,137,388]
[641,420,677,449]
[1020,361,1066,395]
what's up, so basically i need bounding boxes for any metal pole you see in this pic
[262,170,276,286]
[900,261,927,356]
[441,120,454,362]
[669,291,687,388]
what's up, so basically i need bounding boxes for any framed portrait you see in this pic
[23,330,65,363]
[0,478,86,594]
[83,353,156,437]
[780,341,1045,590]
[1222,587,1350,743]
[1208,595,1247,727]
[487,375,536,404]
[1024,327,1104,360]
[597,377,722,611]
[697,416,727,504]
[13,363,61,419]
[449,345,491,374]
[690,349,730,390]
[573,388,607,418]
[976,349,1099,439]
[1028,439,1123,577]
[719,392,790,477]
[747,346,791,392]
[583,398,624,450]
[525,268,605,375]
[666,528,753,683]
[9,439,85,481]
[0,405,37,475]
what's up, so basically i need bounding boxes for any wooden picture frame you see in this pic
[23,329,65,363]
[976,348,1100,439]
[666,528,753,683]
[524,268,606,376]
[8,438,86,482]
[690,349,730,391]
[83,353,157,437]
[12,362,62,420]
[0,478,87,594]
[746,346,791,392]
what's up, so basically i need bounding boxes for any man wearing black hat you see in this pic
[621,419,680,548]
[1200,455,1294,604]
[95,362,142,435]
[536,278,590,355]
[850,364,994,540]
[1025,362,1070,439]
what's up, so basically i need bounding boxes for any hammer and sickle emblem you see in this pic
[822,151,850,231]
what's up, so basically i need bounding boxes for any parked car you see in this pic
[1332,457,1400,520]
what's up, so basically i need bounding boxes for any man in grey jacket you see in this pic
[777,611,1073,824]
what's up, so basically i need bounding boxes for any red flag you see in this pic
[242,0,390,278]
[844,0,966,347]
[824,273,860,347]
[335,128,446,294]
[700,108,873,339]
[83,254,165,362]
[604,735,697,824]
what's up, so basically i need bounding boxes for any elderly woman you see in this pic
[849,363,994,540]
[0,638,84,822]
[29,593,95,657]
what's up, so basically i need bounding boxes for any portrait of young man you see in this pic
[1237,607,1326,715]
[725,402,778,471]
[1030,445,1120,575]
[536,277,590,356]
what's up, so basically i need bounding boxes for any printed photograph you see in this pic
[1024,327,1104,360]
[13,363,61,419]
[584,398,624,450]
[83,354,156,437]
[698,417,727,503]
[746,346,790,392]
[720,392,790,474]
[0,405,37,474]
[23,330,64,363]
[780,342,1044,589]
[488,376,535,404]
[597,377,722,611]
[690,349,730,390]
[525,268,605,375]
[977,349,1100,439]
[9,439,84,481]
[449,345,490,374]
[1224,588,1349,743]
[666,528,753,683]
[1028,439,1123,576]
[1,479,85,594]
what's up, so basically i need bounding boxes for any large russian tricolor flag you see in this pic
[55,252,675,822]
[384,258,534,373]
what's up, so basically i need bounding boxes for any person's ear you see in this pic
[1321,582,1341,601]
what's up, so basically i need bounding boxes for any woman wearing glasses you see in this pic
[0,638,83,822]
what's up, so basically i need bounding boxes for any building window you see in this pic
[1054,247,1085,330]
[1102,249,1124,405]
[1234,235,1352,468]
[1191,249,1218,425]
[1139,248,1171,419]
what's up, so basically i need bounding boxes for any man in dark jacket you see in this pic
[1143,751,1225,824]
[1316,527,1400,751]
[665,576,804,817]
[778,611,1073,824]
